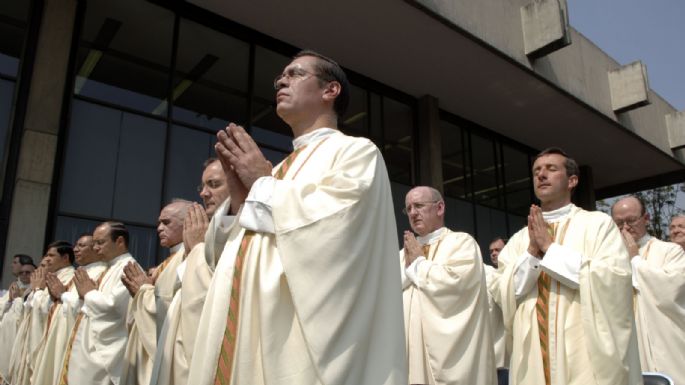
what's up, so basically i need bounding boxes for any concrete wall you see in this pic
[1,0,77,287]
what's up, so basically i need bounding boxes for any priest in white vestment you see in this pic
[492,148,642,385]
[0,254,30,319]
[669,214,685,250]
[32,235,106,385]
[0,257,34,382]
[120,200,190,385]
[485,237,509,369]
[59,222,137,385]
[400,186,496,385]
[12,241,76,385]
[149,160,230,385]
[187,50,407,385]
[611,196,685,384]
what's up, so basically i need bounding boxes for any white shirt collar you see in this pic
[543,203,574,223]
[292,127,338,150]
[55,265,74,279]
[637,233,652,247]
[169,243,183,254]
[84,260,107,272]
[417,227,448,246]
[108,252,130,267]
[17,280,29,290]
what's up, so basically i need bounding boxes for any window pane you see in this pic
[74,0,173,114]
[341,84,368,138]
[252,46,290,137]
[441,120,469,199]
[111,112,166,225]
[476,205,507,260]
[0,1,29,77]
[444,197,475,235]
[502,145,532,216]
[59,100,120,218]
[391,182,412,243]
[471,134,501,208]
[172,19,249,130]
[164,124,214,204]
[383,97,413,184]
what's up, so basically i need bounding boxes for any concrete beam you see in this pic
[667,111,685,164]
[608,61,650,113]
[521,0,571,59]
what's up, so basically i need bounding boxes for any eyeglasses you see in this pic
[614,217,643,228]
[273,67,317,90]
[402,201,439,215]
[197,179,224,193]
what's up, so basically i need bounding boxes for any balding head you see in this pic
[158,200,192,248]
[611,196,649,241]
[404,186,445,236]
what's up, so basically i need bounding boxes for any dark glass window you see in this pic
[470,133,501,208]
[383,97,414,185]
[171,19,249,130]
[74,0,174,114]
[502,145,532,216]
[441,120,469,199]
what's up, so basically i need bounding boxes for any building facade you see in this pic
[1,0,683,285]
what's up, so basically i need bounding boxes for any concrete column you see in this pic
[1,0,77,287]
[573,165,596,211]
[417,95,443,192]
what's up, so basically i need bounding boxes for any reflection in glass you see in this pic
[471,134,501,208]
[74,0,173,114]
[383,97,413,185]
[441,120,470,199]
[171,19,249,130]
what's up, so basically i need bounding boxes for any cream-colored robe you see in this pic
[120,246,184,385]
[187,130,407,385]
[484,264,508,368]
[632,236,685,384]
[11,266,75,385]
[401,228,496,385]
[148,200,228,385]
[64,253,135,385]
[493,205,642,385]
[0,294,27,381]
[32,261,107,385]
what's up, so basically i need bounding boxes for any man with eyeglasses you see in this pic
[400,186,495,385]
[0,255,34,383]
[611,196,685,384]
[187,50,406,385]
[492,148,641,385]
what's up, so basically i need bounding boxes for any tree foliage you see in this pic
[597,183,684,240]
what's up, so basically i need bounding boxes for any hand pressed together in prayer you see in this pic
[527,204,553,258]
[183,203,209,254]
[8,281,21,301]
[122,261,152,297]
[73,267,97,299]
[403,231,423,268]
[620,228,639,257]
[31,267,46,291]
[46,272,66,301]
[215,123,272,214]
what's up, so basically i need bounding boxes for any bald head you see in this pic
[157,200,191,248]
[404,186,445,236]
[611,196,649,241]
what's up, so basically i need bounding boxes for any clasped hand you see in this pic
[527,205,553,258]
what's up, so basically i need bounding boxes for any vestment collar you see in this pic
[292,127,338,150]
[543,203,574,223]
[637,233,652,248]
[417,227,448,246]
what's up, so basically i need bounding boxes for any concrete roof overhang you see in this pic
[188,0,685,198]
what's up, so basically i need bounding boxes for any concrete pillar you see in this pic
[417,95,443,192]
[573,165,596,211]
[1,0,77,287]
[608,61,650,113]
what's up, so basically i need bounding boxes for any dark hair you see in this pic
[47,240,75,264]
[104,221,129,248]
[534,147,579,178]
[14,254,34,266]
[203,157,218,171]
[489,236,507,245]
[294,49,350,118]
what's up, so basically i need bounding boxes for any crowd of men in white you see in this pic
[0,50,683,385]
